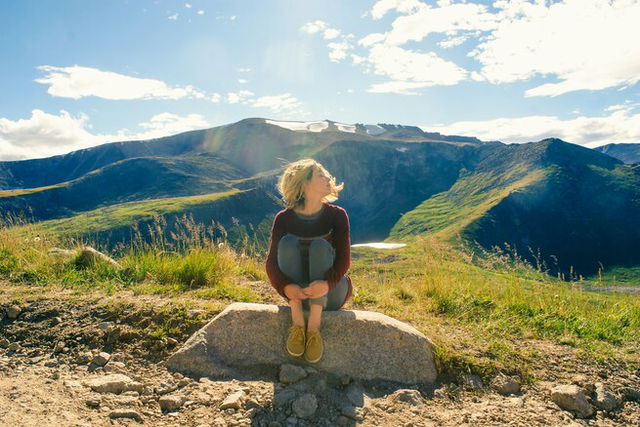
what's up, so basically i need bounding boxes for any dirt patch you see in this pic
[1,283,638,426]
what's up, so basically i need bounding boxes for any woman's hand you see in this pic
[302,280,329,299]
[284,284,308,300]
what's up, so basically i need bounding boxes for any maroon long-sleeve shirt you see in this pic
[265,203,353,309]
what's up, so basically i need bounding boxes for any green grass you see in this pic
[1,212,638,385]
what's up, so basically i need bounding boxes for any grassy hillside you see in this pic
[0,153,247,221]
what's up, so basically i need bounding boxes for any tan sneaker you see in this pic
[286,325,306,357]
[304,330,323,363]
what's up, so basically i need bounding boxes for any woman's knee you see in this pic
[278,234,300,256]
[309,238,334,259]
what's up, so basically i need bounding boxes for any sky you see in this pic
[1,0,640,161]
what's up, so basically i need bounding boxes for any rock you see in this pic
[76,351,93,364]
[156,381,178,395]
[92,352,111,366]
[292,393,317,418]
[75,246,122,269]
[159,394,187,412]
[346,384,368,407]
[103,361,126,373]
[85,398,101,408]
[0,338,9,348]
[491,373,521,395]
[108,409,143,422]
[97,322,115,331]
[83,374,144,394]
[166,302,437,385]
[7,305,21,320]
[341,405,357,419]
[279,364,308,384]
[461,374,484,390]
[8,342,19,352]
[52,316,62,325]
[389,389,423,406]
[620,386,640,402]
[220,390,245,410]
[48,247,77,259]
[594,383,621,411]
[550,384,594,418]
[274,389,298,407]
[337,415,351,425]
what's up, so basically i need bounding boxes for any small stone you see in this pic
[75,352,93,365]
[461,374,484,390]
[491,373,521,395]
[7,305,21,320]
[268,422,282,427]
[336,415,351,425]
[83,373,142,394]
[54,341,65,353]
[341,405,357,419]
[159,394,187,412]
[91,352,111,367]
[346,384,366,407]
[550,384,594,418]
[8,342,20,352]
[0,338,9,348]
[97,322,114,331]
[85,398,101,408]
[220,391,245,410]
[156,381,178,395]
[279,364,308,384]
[292,393,317,418]
[52,317,62,325]
[621,387,640,402]
[594,383,621,411]
[108,409,143,422]
[274,389,297,407]
[341,375,351,386]
[390,389,423,406]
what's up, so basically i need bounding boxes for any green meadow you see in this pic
[1,211,638,385]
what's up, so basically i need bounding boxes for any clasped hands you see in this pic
[284,280,329,300]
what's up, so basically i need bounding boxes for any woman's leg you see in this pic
[277,234,306,326]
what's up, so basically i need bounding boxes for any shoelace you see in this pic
[289,326,305,340]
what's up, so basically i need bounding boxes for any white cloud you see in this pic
[251,93,304,115]
[323,28,341,40]
[366,44,468,87]
[367,80,431,95]
[0,110,210,161]
[420,104,640,148]
[34,65,207,100]
[237,67,252,73]
[185,3,192,8]
[238,78,248,84]
[168,13,178,20]
[197,10,204,15]
[135,112,209,139]
[312,0,640,97]
[300,20,328,34]
[328,41,352,62]
[471,0,640,96]
[370,0,423,20]
[226,90,254,104]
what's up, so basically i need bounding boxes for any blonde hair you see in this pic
[277,158,344,209]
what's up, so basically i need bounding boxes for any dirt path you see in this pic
[1,283,638,426]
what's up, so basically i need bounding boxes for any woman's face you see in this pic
[304,166,331,199]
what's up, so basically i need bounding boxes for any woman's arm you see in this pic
[324,207,351,290]
[265,211,296,299]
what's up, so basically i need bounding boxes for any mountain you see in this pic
[2,118,639,281]
[593,143,640,164]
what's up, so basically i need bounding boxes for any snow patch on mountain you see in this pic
[264,119,329,132]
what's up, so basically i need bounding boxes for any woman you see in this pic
[265,158,353,363]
